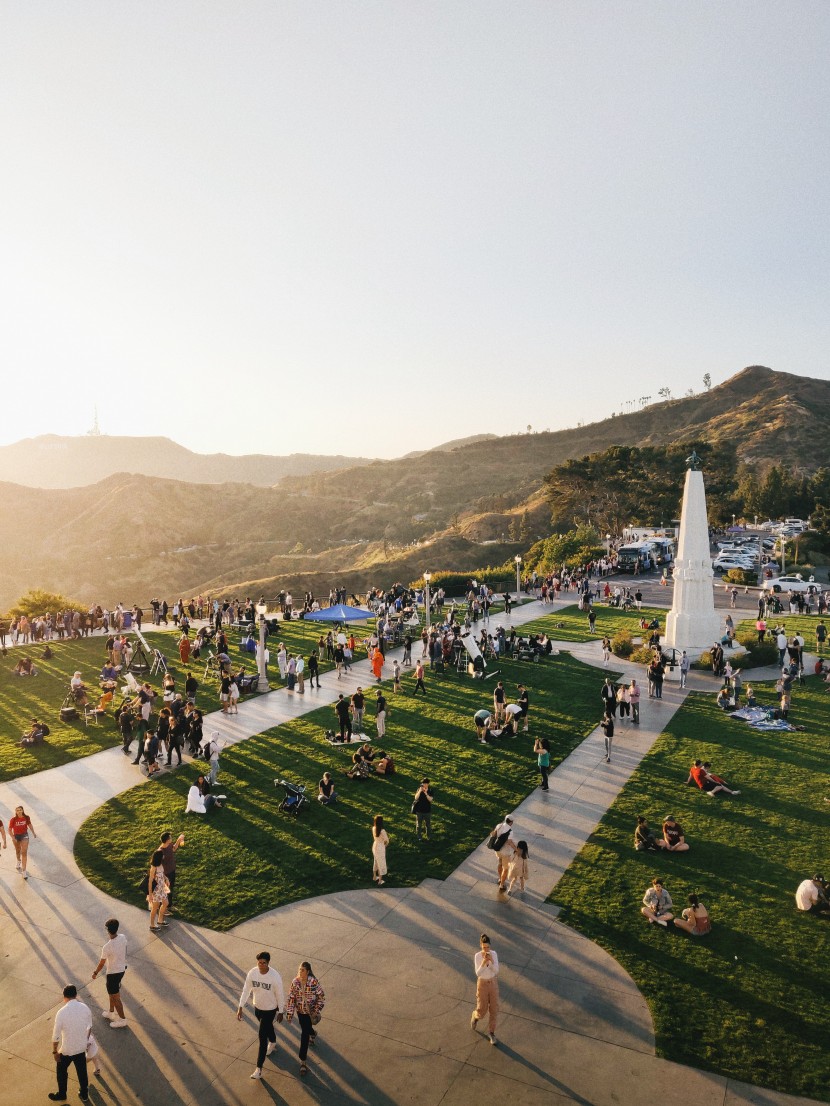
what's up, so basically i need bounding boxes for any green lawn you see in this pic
[0,619,370,783]
[518,602,668,643]
[549,676,830,1101]
[75,654,608,930]
[737,613,830,654]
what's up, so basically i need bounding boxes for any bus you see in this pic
[615,544,654,573]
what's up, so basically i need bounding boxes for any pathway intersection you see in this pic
[0,596,818,1105]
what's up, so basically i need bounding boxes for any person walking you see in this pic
[470,934,500,1045]
[9,804,37,879]
[629,678,641,724]
[158,831,185,913]
[371,815,389,886]
[413,660,427,696]
[91,918,129,1029]
[206,733,221,786]
[307,650,321,688]
[285,961,326,1078]
[534,737,550,791]
[412,778,433,840]
[147,850,170,932]
[237,951,285,1081]
[492,815,517,892]
[601,711,614,762]
[601,636,611,665]
[49,984,93,1101]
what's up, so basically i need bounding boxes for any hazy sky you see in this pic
[2,2,828,458]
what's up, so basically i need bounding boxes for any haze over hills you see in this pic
[0,434,374,489]
[0,366,825,609]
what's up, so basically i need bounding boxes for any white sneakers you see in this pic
[101,1011,115,1020]
[488,1033,497,1046]
[250,1068,262,1080]
[266,1042,276,1055]
[22,871,28,880]
[109,1018,128,1029]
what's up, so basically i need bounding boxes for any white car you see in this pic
[713,556,755,574]
[762,574,822,594]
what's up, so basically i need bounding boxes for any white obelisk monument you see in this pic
[665,453,722,655]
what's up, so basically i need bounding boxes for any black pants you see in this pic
[338,718,352,740]
[56,1051,88,1096]
[255,1008,278,1067]
[539,763,549,790]
[297,1011,317,1061]
[414,678,426,695]
[166,869,177,909]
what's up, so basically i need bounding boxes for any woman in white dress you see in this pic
[372,815,389,886]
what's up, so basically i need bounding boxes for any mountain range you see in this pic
[0,365,824,609]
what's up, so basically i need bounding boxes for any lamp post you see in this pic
[514,554,522,601]
[605,533,611,557]
[424,571,431,636]
[256,601,270,692]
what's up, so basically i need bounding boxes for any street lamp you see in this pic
[605,533,611,557]
[423,571,431,636]
[256,600,270,692]
[514,555,522,601]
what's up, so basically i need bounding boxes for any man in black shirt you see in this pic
[412,778,434,840]
[334,694,352,741]
[375,689,387,738]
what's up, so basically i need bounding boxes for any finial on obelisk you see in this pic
[685,449,701,471]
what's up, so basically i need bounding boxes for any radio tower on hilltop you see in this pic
[87,406,102,436]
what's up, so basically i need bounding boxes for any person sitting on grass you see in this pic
[795,874,830,915]
[374,751,395,776]
[673,893,711,935]
[633,816,659,852]
[716,685,734,711]
[12,656,37,676]
[346,750,370,779]
[185,774,225,813]
[317,772,338,805]
[688,759,740,797]
[20,718,49,747]
[641,877,673,926]
[745,683,758,707]
[660,815,689,852]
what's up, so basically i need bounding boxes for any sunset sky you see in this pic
[2,2,828,458]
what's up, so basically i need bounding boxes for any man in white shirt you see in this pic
[470,934,500,1045]
[50,984,92,1101]
[237,951,286,1080]
[795,874,829,914]
[92,918,128,1028]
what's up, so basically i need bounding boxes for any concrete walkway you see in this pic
[0,599,819,1105]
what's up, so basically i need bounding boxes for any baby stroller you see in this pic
[275,778,307,816]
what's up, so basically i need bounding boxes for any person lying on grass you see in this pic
[686,759,740,796]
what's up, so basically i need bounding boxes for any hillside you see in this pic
[0,435,373,489]
[0,366,827,608]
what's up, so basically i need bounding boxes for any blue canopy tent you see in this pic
[303,603,374,623]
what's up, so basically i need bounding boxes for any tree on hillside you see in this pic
[7,589,85,618]
[703,373,712,390]
[543,441,739,532]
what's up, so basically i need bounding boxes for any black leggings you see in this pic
[297,1011,317,1061]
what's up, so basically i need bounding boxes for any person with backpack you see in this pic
[489,815,516,892]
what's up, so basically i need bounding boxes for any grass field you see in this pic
[737,613,830,653]
[518,603,668,643]
[75,653,609,931]
[0,619,352,783]
[548,675,830,1101]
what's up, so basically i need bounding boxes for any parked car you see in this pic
[713,555,756,574]
[762,574,822,594]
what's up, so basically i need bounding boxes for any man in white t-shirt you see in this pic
[92,917,129,1028]
[795,874,829,914]
[50,984,92,1101]
[237,951,286,1080]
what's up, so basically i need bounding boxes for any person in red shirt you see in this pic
[687,760,740,797]
[9,805,37,879]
